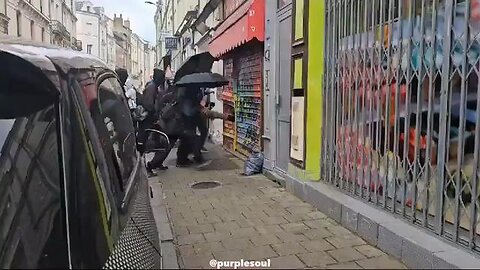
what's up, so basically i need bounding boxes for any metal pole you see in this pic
[436,0,454,235]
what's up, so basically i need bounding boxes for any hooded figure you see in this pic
[115,68,129,88]
[141,68,165,115]
[137,68,169,176]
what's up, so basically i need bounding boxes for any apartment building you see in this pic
[0,0,9,34]
[113,13,132,72]
[3,0,77,49]
[75,1,101,56]
[50,0,77,48]
[7,0,51,43]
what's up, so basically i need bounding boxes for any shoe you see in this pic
[195,159,212,169]
[147,171,158,177]
[176,159,194,167]
[146,163,158,177]
[201,146,209,153]
[158,165,168,170]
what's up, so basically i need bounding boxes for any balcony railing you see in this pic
[71,37,82,51]
[50,20,70,38]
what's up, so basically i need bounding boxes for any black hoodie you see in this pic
[141,68,165,116]
[115,68,128,88]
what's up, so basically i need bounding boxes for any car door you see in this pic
[67,69,160,268]
[0,54,69,268]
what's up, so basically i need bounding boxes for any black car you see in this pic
[0,38,160,269]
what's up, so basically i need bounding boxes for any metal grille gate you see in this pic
[322,0,480,252]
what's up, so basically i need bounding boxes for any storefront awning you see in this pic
[208,0,265,58]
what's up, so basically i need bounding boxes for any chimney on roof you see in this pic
[124,19,130,29]
[120,14,123,19]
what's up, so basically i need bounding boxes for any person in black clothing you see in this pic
[115,68,128,88]
[145,84,179,175]
[137,68,166,176]
[175,86,211,168]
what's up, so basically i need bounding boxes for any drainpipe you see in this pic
[97,16,100,58]
[171,0,174,34]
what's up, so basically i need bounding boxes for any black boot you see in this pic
[176,159,194,167]
[194,156,211,169]
[157,164,168,170]
[146,163,157,177]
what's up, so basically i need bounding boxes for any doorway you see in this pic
[275,6,292,173]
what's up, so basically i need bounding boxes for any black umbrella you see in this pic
[174,72,229,88]
[174,52,216,82]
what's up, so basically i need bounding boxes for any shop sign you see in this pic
[165,37,178,50]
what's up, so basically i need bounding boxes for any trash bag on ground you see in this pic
[242,152,264,176]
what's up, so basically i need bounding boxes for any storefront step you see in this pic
[283,176,480,269]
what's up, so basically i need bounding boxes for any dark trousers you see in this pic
[177,114,205,163]
[137,116,155,154]
[176,134,193,164]
[148,134,177,168]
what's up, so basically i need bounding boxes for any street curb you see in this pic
[150,182,180,269]
[283,175,480,269]
[263,169,286,187]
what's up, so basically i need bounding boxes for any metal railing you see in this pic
[71,36,82,51]
[322,0,480,253]
[50,20,70,38]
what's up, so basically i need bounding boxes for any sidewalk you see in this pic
[150,144,407,269]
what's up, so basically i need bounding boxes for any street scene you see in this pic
[2,0,480,269]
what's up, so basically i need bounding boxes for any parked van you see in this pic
[0,38,160,269]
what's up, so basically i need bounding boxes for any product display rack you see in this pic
[221,44,264,158]
[222,58,236,151]
[235,51,263,156]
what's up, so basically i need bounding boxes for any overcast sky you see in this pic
[89,0,156,44]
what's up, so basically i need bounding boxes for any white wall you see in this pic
[76,11,100,56]
[106,17,116,69]
[99,17,107,60]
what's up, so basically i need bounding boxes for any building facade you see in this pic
[263,0,324,181]
[4,0,78,48]
[50,0,77,48]
[113,13,132,72]
[130,33,151,88]
[144,44,156,83]
[0,0,9,34]
[105,16,115,69]
[7,0,51,43]
[154,0,198,71]
[75,1,100,56]
[190,0,224,144]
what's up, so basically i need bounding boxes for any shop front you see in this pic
[209,0,265,157]
[280,0,325,181]
[322,0,480,254]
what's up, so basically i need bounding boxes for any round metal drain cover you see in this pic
[191,181,221,189]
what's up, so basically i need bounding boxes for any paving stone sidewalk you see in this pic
[151,145,406,269]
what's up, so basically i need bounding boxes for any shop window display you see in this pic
[323,0,480,251]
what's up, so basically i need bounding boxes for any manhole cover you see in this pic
[191,181,221,189]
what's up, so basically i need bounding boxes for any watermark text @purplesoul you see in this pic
[209,259,271,269]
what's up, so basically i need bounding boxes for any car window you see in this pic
[96,77,137,189]
[73,72,133,198]
[0,104,69,268]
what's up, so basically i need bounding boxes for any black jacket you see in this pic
[141,80,159,114]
